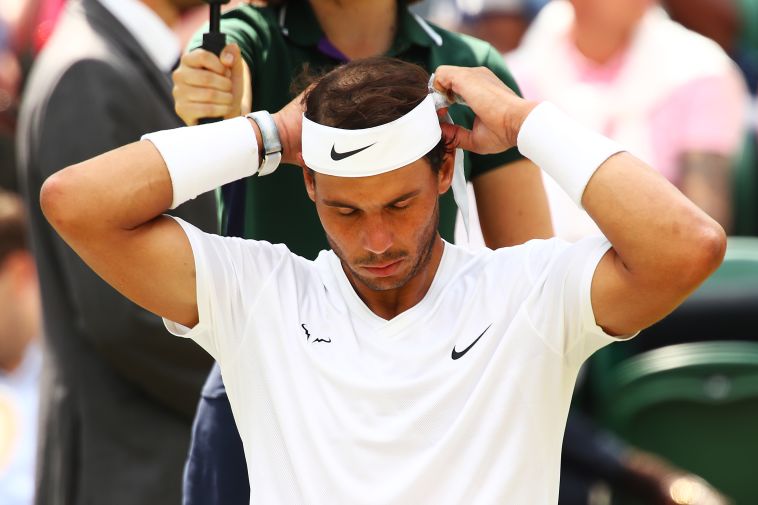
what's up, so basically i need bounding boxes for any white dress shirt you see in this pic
[97,0,180,73]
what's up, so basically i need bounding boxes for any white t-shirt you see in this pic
[166,217,619,505]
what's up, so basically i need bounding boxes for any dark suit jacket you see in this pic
[16,1,215,503]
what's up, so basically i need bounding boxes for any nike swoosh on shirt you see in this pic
[330,143,375,161]
[451,324,493,360]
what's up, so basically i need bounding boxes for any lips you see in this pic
[360,259,404,277]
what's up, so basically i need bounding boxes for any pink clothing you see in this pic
[510,36,746,184]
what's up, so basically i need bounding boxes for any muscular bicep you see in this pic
[472,159,553,247]
[80,213,199,327]
[42,140,200,328]
[585,153,724,336]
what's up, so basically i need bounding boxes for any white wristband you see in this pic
[141,117,260,209]
[517,102,625,208]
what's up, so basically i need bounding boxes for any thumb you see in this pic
[220,43,241,68]
[441,123,475,152]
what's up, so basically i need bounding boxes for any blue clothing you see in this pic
[183,365,249,505]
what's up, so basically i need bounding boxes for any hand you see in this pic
[172,43,248,125]
[432,65,538,154]
[624,449,731,505]
[272,91,307,167]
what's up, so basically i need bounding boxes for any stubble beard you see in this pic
[327,200,440,292]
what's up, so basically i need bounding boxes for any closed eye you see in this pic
[389,200,411,210]
[336,207,357,216]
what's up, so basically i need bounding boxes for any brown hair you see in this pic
[0,190,29,265]
[303,56,450,172]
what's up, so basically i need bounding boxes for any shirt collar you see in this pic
[279,2,443,54]
[97,0,180,73]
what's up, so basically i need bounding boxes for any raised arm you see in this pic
[41,98,302,329]
[434,65,726,336]
[41,140,203,328]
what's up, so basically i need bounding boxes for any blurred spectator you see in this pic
[15,0,217,503]
[663,0,758,94]
[0,0,66,193]
[455,0,549,53]
[0,189,41,505]
[508,0,748,239]
[561,409,729,505]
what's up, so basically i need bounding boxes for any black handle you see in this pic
[198,0,230,125]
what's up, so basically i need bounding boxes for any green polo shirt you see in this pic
[190,1,525,258]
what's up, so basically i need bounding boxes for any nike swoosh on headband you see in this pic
[330,143,376,161]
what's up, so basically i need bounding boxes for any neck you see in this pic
[140,0,180,26]
[572,18,634,65]
[309,0,398,59]
[346,236,444,320]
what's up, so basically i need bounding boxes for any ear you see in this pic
[437,152,455,195]
[302,166,316,202]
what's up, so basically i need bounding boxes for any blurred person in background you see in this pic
[455,0,549,53]
[508,0,748,240]
[15,0,217,503]
[663,0,758,94]
[0,189,41,505]
[171,1,553,503]
[0,0,66,193]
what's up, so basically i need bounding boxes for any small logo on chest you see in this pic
[451,324,492,360]
[301,323,332,344]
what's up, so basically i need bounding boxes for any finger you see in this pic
[174,67,233,92]
[229,44,245,99]
[220,43,241,69]
[180,86,234,105]
[441,123,475,152]
[182,48,227,75]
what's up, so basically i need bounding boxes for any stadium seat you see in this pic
[596,341,758,505]
[587,236,758,402]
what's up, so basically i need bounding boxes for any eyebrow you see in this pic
[323,190,421,209]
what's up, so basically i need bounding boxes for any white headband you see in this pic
[301,82,470,235]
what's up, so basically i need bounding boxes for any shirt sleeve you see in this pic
[523,236,624,368]
[163,216,293,363]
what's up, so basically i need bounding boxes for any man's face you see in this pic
[304,157,452,292]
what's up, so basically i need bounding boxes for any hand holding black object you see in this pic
[199,0,231,125]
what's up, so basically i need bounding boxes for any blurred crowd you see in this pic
[0,1,757,504]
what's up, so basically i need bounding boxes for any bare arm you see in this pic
[434,66,726,336]
[473,158,553,247]
[41,141,203,328]
[678,151,733,233]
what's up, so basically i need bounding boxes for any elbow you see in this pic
[678,219,727,289]
[40,166,84,237]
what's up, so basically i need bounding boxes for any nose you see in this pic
[362,213,393,255]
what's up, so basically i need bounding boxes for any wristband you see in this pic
[246,111,282,176]
[142,116,260,209]
[517,102,624,208]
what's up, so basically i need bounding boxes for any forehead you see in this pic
[313,158,435,203]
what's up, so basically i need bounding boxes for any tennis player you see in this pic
[40,57,724,504]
